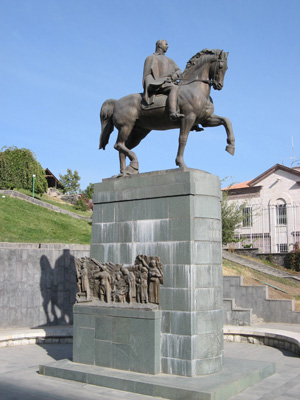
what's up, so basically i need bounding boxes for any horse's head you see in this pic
[182,49,229,90]
[209,50,229,91]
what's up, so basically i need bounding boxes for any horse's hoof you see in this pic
[226,145,235,156]
[175,160,188,170]
[120,163,139,176]
[129,160,139,170]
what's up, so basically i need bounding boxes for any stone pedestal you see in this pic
[73,304,161,374]
[40,168,275,399]
[90,168,223,376]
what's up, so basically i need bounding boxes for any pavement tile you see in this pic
[0,334,299,400]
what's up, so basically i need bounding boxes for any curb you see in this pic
[224,325,300,356]
[0,326,73,348]
[1,325,299,358]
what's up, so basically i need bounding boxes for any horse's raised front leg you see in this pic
[175,116,197,168]
[202,113,235,155]
[114,126,139,175]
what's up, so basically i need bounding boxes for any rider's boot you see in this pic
[169,87,184,120]
[191,125,204,132]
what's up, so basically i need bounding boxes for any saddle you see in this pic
[141,94,167,111]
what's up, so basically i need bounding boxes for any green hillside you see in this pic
[0,196,92,244]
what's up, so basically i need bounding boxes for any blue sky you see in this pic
[1,0,300,190]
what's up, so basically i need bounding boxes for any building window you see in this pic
[242,207,252,227]
[276,203,287,225]
[277,243,288,253]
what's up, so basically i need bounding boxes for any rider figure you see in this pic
[143,40,184,121]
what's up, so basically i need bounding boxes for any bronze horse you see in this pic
[99,49,235,175]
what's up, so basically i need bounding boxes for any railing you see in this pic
[228,202,300,253]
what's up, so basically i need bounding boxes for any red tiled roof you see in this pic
[222,180,251,190]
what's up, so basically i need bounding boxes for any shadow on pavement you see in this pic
[37,343,73,361]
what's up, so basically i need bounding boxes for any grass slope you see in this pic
[16,189,92,217]
[0,196,92,244]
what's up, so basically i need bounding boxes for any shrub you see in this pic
[74,196,89,211]
[243,243,253,249]
[0,146,47,194]
[265,255,273,264]
[74,195,93,211]
[286,243,300,271]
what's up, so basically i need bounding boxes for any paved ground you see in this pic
[0,340,299,400]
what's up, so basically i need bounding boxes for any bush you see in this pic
[286,243,300,271]
[0,146,47,194]
[243,243,253,249]
[265,255,273,264]
[74,195,93,211]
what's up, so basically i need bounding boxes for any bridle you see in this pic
[211,56,225,88]
[178,53,225,88]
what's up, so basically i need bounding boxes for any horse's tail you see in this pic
[99,99,116,150]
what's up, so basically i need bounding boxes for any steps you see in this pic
[223,275,300,324]
[223,298,252,326]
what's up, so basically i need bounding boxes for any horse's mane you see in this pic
[185,49,222,70]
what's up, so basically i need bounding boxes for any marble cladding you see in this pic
[90,169,223,376]
[73,305,161,374]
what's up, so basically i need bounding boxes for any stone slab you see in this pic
[40,356,275,400]
[92,168,220,204]
[73,304,161,374]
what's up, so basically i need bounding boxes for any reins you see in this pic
[177,78,213,86]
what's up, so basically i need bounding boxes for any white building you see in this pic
[224,164,300,253]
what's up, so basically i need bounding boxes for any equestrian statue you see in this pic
[99,40,235,176]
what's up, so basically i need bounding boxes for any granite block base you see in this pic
[90,169,224,376]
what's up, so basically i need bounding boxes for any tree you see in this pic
[221,190,244,245]
[0,146,47,194]
[59,169,81,194]
[83,183,94,199]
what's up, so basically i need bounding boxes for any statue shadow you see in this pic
[38,249,77,326]
[37,342,73,362]
[34,249,77,361]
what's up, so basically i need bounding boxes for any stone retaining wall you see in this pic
[0,243,89,328]
[231,248,288,268]
[223,275,300,324]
